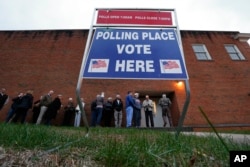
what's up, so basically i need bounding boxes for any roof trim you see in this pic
[234,33,250,42]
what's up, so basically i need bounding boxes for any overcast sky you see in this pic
[0,0,249,33]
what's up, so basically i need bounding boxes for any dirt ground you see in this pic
[0,147,101,167]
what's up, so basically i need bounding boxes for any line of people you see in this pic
[1,88,85,127]
[90,91,144,128]
[90,92,124,127]
[1,87,173,128]
[90,91,172,128]
[125,91,155,128]
[125,91,173,128]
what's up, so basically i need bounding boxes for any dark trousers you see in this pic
[12,107,28,124]
[62,110,74,126]
[145,110,154,127]
[134,109,141,127]
[32,107,40,123]
[44,118,52,126]
[103,110,113,127]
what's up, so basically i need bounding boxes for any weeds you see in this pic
[0,123,249,166]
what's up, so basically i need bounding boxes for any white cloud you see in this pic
[0,0,249,33]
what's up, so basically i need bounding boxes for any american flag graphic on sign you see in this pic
[160,60,182,74]
[88,59,109,73]
[162,60,180,69]
[92,60,107,68]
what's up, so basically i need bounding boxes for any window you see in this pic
[224,45,245,60]
[192,44,212,60]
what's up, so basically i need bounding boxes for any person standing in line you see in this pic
[5,92,23,123]
[74,98,85,127]
[133,93,142,128]
[31,96,42,124]
[62,97,75,126]
[12,90,34,124]
[142,95,154,128]
[102,97,114,127]
[113,94,123,128]
[158,94,172,127]
[95,92,104,127]
[36,90,54,125]
[44,94,63,126]
[125,91,134,128]
[90,98,97,127]
[0,88,9,111]
[90,92,104,127]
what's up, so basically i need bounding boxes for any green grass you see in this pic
[0,123,249,167]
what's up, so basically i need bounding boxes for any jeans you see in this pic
[126,106,133,127]
[91,108,103,127]
[5,108,15,123]
[74,111,81,127]
[96,107,103,126]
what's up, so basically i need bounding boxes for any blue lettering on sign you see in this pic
[83,28,188,80]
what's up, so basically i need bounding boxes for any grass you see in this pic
[0,123,249,167]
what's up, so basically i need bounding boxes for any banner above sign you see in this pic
[83,28,188,80]
[97,10,173,26]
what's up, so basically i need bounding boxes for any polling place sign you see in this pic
[83,28,188,80]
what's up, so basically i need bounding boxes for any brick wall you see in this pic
[0,30,250,129]
[181,31,250,126]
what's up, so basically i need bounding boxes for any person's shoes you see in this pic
[163,123,166,127]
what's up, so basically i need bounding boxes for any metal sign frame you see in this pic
[76,8,190,136]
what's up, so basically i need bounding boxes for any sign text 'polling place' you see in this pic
[83,28,188,80]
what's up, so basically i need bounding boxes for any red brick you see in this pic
[0,30,250,129]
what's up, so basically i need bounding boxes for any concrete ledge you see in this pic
[181,132,250,144]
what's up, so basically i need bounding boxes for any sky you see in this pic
[0,0,250,33]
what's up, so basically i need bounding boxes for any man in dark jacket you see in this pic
[113,94,123,128]
[5,92,23,123]
[12,90,34,124]
[90,98,97,127]
[102,97,113,127]
[62,97,75,126]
